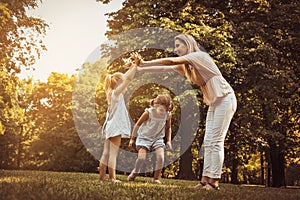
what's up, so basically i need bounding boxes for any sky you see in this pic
[20,0,123,82]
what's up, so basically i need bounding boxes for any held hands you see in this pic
[166,141,173,151]
[123,61,136,70]
[130,52,144,66]
[122,52,143,70]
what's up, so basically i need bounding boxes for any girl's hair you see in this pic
[105,72,124,104]
[150,94,174,112]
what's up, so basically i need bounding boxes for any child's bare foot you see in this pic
[127,171,138,181]
[99,177,107,181]
[110,179,122,183]
[152,179,162,184]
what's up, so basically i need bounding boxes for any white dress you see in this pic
[102,90,131,139]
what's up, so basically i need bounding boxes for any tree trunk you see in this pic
[270,146,286,187]
[231,156,239,184]
[16,126,23,169]
[267,159,271,187]
[177,107,195,179]
[178,146,194,180]
[177,93,199,180]
[230,128,239,184]
[260,151,265,185]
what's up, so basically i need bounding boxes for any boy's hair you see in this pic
[105,72,124,104]
[150,94,173,112]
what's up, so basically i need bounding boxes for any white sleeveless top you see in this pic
[136,108,170,143]
[182,51,234,105]
[102,90,131,139]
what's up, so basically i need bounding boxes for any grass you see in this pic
[0,170,299,200]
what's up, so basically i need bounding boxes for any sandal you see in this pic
[206,182,220,190]
[194,181,207,189]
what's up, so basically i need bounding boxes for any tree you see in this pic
[0,0,48,74]
[29,73,97,172]
[223,0,299,187]
[0,72,20,169]
[0,0,48,169]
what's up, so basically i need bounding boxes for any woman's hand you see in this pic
[131,52,144,66]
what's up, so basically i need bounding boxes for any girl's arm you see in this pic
[114,64,137,97]
[129,111,149,148]
[165,115,173,151]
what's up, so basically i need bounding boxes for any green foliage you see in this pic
[0,72,21,169]
[1,170,300,200]
[0,0,48,169]
[28,72,97,172]
[0,0,48,74]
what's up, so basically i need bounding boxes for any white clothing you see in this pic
[202,93,237,178]
[181,51,236,178]
[182,51,234,105]
[136,108,169,151]
[102,90,131,139]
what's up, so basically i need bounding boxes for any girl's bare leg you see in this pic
[135,148,147,173]
[153,147,164,183]
[99,139,110,180]
[128,148,147,181]
[107,135,121,182]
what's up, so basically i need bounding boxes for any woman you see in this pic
[132,34,237,190]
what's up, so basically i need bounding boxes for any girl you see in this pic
[99,63,137,183]
[128,94,173,184]
[132,33,237,190]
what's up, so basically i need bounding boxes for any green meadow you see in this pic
[0,170,299,200]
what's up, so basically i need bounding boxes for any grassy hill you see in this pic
[0,170,299,200]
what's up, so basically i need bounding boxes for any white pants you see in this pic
[202,93,237,179]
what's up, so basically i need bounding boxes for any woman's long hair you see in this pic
[105,72,124,105]
[174,34,202,54]
[174,34,205,82]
